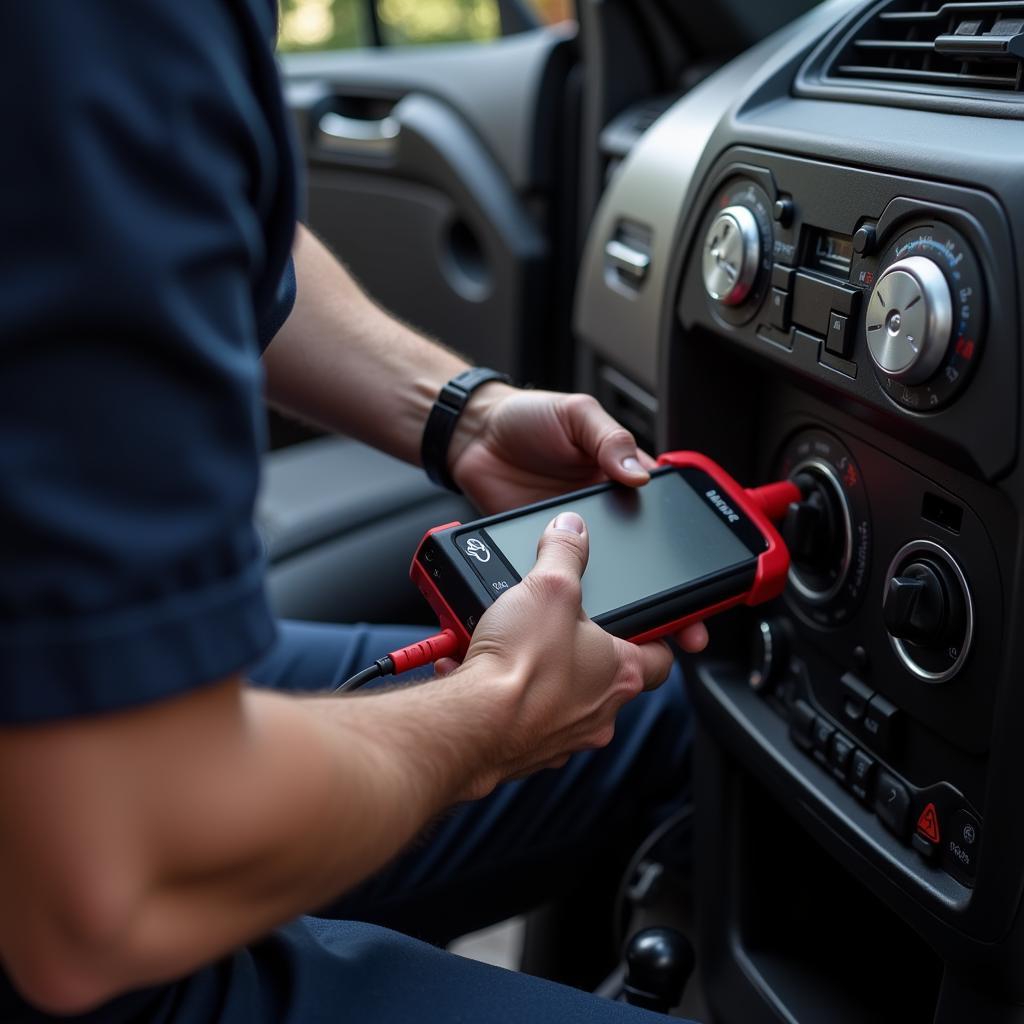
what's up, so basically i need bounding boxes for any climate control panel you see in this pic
[678,149,1016,481]
[866,224,985,411]
[698,185,986,413]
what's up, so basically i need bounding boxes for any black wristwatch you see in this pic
[421,367,512,493]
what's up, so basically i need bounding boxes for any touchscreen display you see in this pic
[483,470,760,619]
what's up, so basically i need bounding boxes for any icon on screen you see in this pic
[465,538,491,563]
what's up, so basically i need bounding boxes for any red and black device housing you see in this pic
[410,451,798,659]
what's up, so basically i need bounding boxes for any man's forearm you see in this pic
[262,225,477,465]
[0,671,501,1014]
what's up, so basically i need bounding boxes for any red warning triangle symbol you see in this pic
[917,802,941,843]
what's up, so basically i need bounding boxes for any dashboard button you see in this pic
[768,288,791,331]
[853,224,876,256]
[912,801,942,861]
[811,717,835,764]
[944,808,980,884]
[862,693,901,754]
[771,263,795,291]
[875,770,911,838]
[825,311,852,357]
[849,750,876,803]
[773,197,795,227]
[828,732,856,782]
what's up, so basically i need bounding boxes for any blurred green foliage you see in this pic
[378,0,499,46]
[279,0,369,50]
[279,0,573,53]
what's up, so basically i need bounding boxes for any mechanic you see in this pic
[0,3,707,1021]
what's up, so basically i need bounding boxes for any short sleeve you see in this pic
[259,258,298,351]
[0,2,294,722]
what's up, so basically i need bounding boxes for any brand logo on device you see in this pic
[705,489,741,524]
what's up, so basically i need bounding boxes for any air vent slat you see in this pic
[854,39,935,50]
[827,0,1024,96]
[880,1,1024,18]
[838,64,1020,86]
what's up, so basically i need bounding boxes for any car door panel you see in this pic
[283,27,576,381]
[304,91,546,373]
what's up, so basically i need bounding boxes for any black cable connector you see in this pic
[334,656,396,695]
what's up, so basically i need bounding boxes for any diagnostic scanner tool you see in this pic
[410,451,800,659]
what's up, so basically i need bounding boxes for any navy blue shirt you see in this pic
[0,1,297,723]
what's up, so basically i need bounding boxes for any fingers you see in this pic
[675,621,709,653]
[563,395,650,487]
[434,658,460,677]
[631,639,676,692]
[529,511,590,583]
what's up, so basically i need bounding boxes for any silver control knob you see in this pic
[866,256,952,385]
[702,205,762,307]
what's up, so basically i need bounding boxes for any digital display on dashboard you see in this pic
[807,229,854,278]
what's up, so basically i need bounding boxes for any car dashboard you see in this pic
[574,1,1024,1020]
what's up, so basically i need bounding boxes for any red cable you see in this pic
[387,629,460,674]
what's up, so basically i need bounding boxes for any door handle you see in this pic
[316,111,400,156]
[604,238,650,283]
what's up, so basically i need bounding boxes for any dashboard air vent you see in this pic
[829,1,1024,94]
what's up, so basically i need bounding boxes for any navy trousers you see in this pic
[12,622,697,1023]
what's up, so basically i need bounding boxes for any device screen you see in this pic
[482,469,765,620]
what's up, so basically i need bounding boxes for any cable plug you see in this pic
[387,629,460,674]
[744,479,803,523]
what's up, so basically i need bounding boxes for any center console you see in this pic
[574,1,1024,1020]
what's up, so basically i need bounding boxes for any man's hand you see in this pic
[447,384,658,514]
[446,383,708,656]
[438,511,703,797]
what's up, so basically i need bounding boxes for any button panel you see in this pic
[778,684,979,887]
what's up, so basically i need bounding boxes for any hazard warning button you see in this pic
[912,802,942,860]
[917,802,941,842]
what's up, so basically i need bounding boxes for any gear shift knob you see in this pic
[623,927,695,1014]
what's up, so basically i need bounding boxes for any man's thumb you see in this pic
[530,511,590,582]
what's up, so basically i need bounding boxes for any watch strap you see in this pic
[421,368,511,492]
